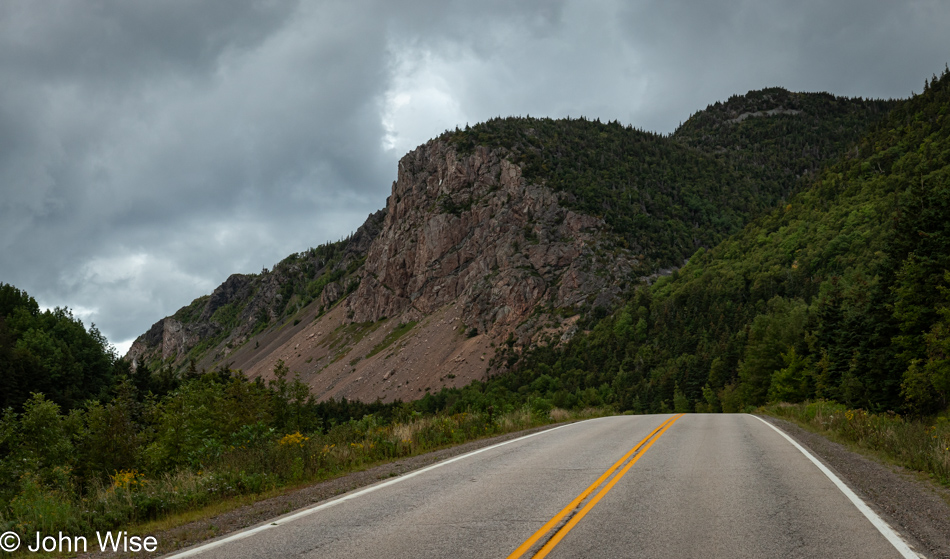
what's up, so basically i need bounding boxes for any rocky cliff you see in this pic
[347,140,636,343]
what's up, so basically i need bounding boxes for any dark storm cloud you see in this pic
[1,0,948,352]
[383,0,950,136]
[0,1,302,84]
[0,0,394,350]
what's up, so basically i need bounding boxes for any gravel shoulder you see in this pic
[758,415,950,559]
[81,415,950,559]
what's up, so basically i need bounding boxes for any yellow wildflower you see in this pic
[279,432,310,447]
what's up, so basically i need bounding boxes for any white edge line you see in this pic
[163,419,601,558]
[750,414,920,559]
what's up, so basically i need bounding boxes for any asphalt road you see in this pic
[166,414,918,559]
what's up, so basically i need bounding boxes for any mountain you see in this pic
[476,69,950,416]
[126,87,896,403]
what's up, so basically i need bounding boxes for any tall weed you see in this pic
[762,401,950,485]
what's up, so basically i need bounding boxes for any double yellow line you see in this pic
[507,414,684,559]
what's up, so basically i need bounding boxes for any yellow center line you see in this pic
[507,414,685,559]
[533,413,683,557]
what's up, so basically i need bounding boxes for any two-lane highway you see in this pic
[166,414,918,558]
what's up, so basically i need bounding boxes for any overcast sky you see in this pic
[2,0,948,356]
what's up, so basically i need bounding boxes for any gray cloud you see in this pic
[1,0,948,353]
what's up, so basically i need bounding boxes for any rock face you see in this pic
[347,139,637,341]
[203,274,253,321]
[128,317,197,364]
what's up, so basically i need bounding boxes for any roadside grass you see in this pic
[134,489,286,534]
[760,401,950,486]
[0,406,608,558]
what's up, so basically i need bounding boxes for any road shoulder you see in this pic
[758,415,950,559]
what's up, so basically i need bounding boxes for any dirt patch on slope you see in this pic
[241,302,496,403]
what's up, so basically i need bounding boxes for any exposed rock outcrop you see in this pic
[128,317,197,364]
[347,140,637,342]
[202,274,253,322]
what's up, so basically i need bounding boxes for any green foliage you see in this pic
[767,347,813,404]
[0,283,118,411]
[672,385,691,413]
[7,472,83,536]
[0,346,601,539]
[78,383,141,482]
[902,272,950,411]
[8,394,76,482]
[674,88,896,197]
[736,298,811,406]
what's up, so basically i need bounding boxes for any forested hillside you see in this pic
[673,87,895,193]
[445,91,894,272]
[429,70,949,416]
